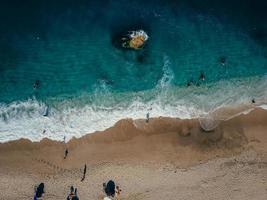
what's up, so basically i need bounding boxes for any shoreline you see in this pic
[0,102,265,144]
[0,108,266,199]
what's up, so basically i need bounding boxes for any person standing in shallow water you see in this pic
[81,164,87,181]
[146,112,150,123]
[146,107,152,123]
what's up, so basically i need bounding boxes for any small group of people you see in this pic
[67,186,79,200]
[34,183,80,200]
[186,56,229,87]
[33,180,121,200]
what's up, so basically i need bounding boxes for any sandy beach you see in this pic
[1,0,267,199]
[0,108,266,200]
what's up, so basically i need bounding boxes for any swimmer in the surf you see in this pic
[199,72,205,81]
[33,80,40,89]
[187,78,194,87]
[219,56,227,66]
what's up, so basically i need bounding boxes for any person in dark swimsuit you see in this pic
[199,72,205,81]
[219,56,227,66]
[33,80,41,89]
[64,148,69,159]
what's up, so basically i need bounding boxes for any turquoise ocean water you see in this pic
[0,0,267,142]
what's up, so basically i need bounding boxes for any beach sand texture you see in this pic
[0,108,266,200]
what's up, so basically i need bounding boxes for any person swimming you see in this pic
[33,80,40,89]
[199,72,205,81]
[219,56,227,66]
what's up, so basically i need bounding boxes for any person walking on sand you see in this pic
[81,164,87,181]
[64,148,68,159]
[34,182,45,200]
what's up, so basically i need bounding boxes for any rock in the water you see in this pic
[122,30,149,49]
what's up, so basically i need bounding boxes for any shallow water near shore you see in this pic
[0,0,267,142]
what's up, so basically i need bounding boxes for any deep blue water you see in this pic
[0,0,267,141]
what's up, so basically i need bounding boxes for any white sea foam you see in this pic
[157,55,174,89]
[0,72,267,142]
[0,97,196,142]
[259,104,267,110]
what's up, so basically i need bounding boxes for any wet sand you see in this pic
[0,108,266,199]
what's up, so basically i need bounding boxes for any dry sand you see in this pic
[0,108,266,200]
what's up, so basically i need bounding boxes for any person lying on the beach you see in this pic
[34,182,45,200]
[115,185,122,199]
[103,182,107,193]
